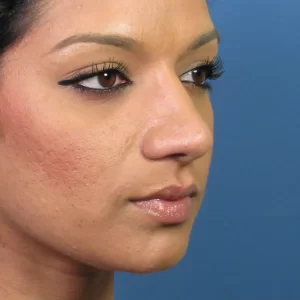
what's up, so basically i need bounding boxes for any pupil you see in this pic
[98,71,117,87]
[192,69,205,85]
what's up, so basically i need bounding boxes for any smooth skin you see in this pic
[0,0,219,299]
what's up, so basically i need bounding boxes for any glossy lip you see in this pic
[130,184,199,225]
[130,184,199,202]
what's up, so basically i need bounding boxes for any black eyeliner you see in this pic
[57,60,130,87]
[72,81,132,97]
[58,72,99,86]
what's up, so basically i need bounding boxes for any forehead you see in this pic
[31,0,213,53]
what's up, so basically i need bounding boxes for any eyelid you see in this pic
[179,56,224,90]
[58,60,131,86]
[180,59,211,75]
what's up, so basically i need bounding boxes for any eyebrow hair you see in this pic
[51,34,137,53]
[186,28,220,52]
[50,28,220,54]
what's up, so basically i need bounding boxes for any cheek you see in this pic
[193,96,214,182]
[30,133,101,190]
[0,90,127,201]
[194,93,214,130]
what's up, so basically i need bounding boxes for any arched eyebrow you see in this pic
[49,28,220,54]
[185,28,220,52]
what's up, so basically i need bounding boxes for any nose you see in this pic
[141,74,213,164]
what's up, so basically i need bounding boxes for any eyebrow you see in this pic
[50,28,220,54]
[186,28,220,52]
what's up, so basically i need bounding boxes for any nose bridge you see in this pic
[150,65,198,120]
[141,67,213,162]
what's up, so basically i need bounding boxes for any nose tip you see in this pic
[141,119,213,164]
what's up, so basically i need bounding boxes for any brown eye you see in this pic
[78,70,127,90]
[180,65,210,89]
[97,71,122,88]
[191,68,207,85]
[180,67,207,87]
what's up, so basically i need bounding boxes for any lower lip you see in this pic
[131,197,193,225]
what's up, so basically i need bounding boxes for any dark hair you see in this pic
[0,0,43,55]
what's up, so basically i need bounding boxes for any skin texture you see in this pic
[0,0,219,299]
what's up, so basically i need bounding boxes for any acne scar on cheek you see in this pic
[0,96,103,191]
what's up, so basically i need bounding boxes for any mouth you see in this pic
[129,184,198,225]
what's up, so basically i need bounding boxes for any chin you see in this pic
[129,249,188,274]
[112,228,191,274]
[68,218,195,274]
[115,249,188,274]
[81,244,188,274]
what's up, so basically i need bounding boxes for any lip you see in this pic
[130,184,198,225]
[131,184,198,202]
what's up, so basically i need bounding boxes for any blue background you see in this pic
[116,0,300,299]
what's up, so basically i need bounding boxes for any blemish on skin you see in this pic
[78,220,84,228]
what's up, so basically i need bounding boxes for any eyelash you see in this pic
[58,60,132,97]
[58,57,224,96]
[182,56,224,91]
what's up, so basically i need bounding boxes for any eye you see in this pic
[180,66,208,87]
[77,70,128,90]
[179,57,225,91]
[57,61,132,94]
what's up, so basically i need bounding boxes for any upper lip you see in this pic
[130,184,199,202]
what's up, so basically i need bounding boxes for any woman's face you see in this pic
[0,0,218,273]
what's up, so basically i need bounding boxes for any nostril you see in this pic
[169,153,186,159]
[168,153,194,164]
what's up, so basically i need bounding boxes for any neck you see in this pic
[0,219,114,300]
